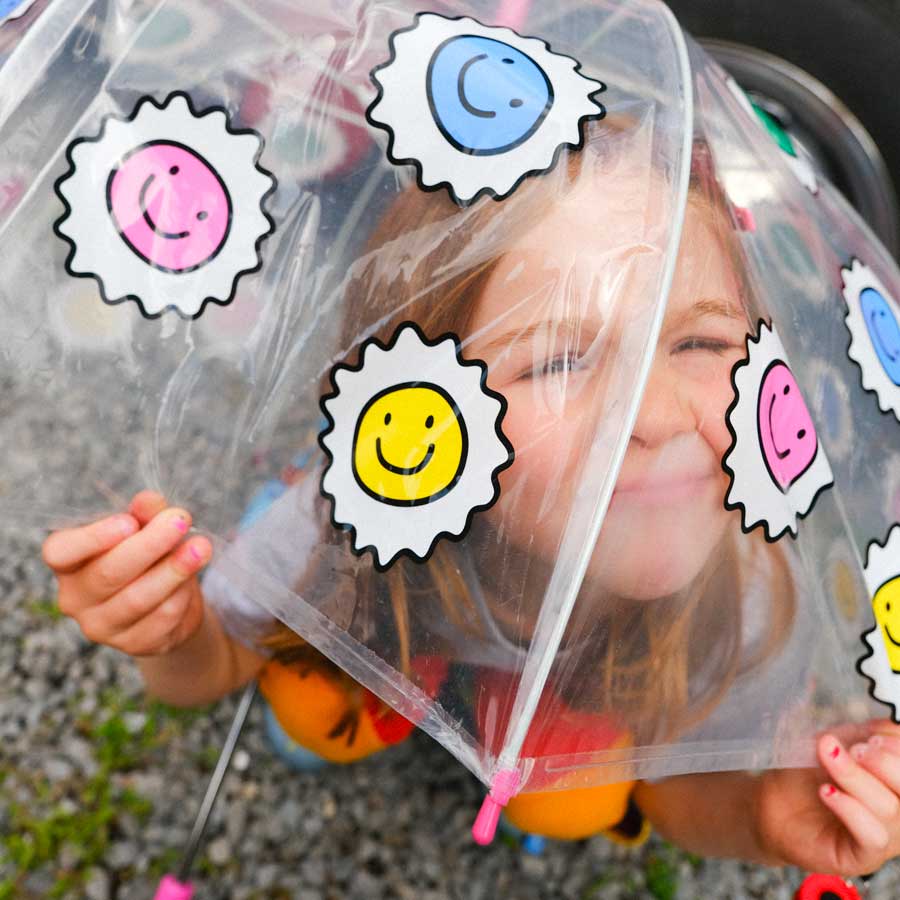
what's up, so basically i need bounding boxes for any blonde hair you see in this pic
[263,120,796,746]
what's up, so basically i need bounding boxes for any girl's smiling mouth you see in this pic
[611,471,718,507]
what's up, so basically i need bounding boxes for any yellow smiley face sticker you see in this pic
[874,577,900,673]
[858,526,900,721]
[352,382,467,505]
[320,323,513,569]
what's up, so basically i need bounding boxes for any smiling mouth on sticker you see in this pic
[139,171,202,240]
[376,437,436,475]
[459,55,498,118]
[457,52,527,118]
[767,392,809,462]
[885,624,900,648]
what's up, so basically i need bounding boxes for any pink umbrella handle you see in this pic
[153,874,194,900]
[494,0,531,30]
[471,768,521,845]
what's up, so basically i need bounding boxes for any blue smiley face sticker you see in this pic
[843,259,900,420]
[426,35,553,156]
[367,13,605,205]
[861,287,900,386]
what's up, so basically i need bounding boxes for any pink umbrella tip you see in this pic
[471,769,521,845]
[153,875,194,900]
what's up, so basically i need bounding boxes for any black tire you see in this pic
[665,0,900,255]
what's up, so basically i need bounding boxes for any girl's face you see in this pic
[468,179,750,602]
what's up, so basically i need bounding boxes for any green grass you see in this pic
[644,841,704,900]
[25,598,63,621]
[192,744,221,773]
[579,839,702,900]
[0,687,209,898]
[644,851,679,900]
[581,870,615,898]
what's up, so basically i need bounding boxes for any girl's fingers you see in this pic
[851,737,900,797]
[825,721,872,749]
[43,514,139,575]
[819,781,890,851]
[819,736,900,823]
[108,581,199,657]
[78,507,193,603]
[867,719,900,741]
[167,586,206,649]
[128,491,168,527]
[870,734,900,754]
[80,536,211,634]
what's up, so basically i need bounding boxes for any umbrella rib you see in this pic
[491,3,696,782]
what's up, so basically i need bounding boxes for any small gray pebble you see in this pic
[43,756,74,782]
[106,840,137,870]
[255,862,280,889]
[207,836,232,867]
[84,866,111,900]
[123,711,147,734]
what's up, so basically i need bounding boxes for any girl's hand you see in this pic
[756,719,900,876]
[42,491,212,657]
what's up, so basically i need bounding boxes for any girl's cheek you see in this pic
[500,394,588,487]
[671,347,744,456]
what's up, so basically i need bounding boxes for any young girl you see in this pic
[42,120,900,875]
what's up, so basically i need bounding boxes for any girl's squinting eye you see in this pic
[519,352,584,381]
[673,337,734,355]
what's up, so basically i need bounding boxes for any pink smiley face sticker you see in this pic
[756,360,818,492]
[106,140,232,273]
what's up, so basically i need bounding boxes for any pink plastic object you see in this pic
[793,873,861,900]
[153,875,194,900]
[733,205,757,232]
[471,768,521,845]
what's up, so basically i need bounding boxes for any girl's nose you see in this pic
[628,359,694,449]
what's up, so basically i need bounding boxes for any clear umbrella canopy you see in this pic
[1,0,898,842]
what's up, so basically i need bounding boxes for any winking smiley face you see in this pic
[367,13,605,205]
[54,92,274,318]
[106,140,232,273]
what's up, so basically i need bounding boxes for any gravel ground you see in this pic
[0,533,832,900]
[3,524,900,899]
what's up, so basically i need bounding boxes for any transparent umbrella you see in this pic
[1,0,898,851]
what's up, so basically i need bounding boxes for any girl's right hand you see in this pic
[41,491,212,657]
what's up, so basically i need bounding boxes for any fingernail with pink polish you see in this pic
[173,515,189,533]
[829,742,841,760]
[851,743,868,760]
[188,544,204,563]
[823,784,837,798]
[115,515,138,536]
